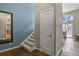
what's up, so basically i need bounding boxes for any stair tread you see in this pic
[30,35,35,38]
[24,40,35,45]
[25,38,35,42]
[22,43,32,50]
[29,38,35,41]
[21,31,36,51]
[32,33,36,35]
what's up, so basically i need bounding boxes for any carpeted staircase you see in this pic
[21,31,36,52]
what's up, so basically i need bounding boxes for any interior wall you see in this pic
[0,3,35,50]
[55,4,64,55]
[64,9,79,37]
[35,3,63,55]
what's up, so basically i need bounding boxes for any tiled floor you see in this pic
[0,47,48,56]
[60,38,79,56]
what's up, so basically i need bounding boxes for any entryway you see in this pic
[62,15,74,39]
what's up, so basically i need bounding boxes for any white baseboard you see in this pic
[0,45,21,53]
[36,46,62,56]
[35,47,49,55]
[36,47,41,51]
[56,48,62,56]
[35,46,43,52]
[30,45,37,52]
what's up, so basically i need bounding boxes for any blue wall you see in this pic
[0,3,35,50]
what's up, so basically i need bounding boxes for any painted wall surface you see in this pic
[55,4,64,55]
[0,3,35,50]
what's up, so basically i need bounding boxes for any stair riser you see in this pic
[24,41,34,47]
[22,46,32,52]
[28,39,35,42]
[30,36,35,38]
[21,31,36,52]
[30,37,35,39]
[32,34,35,36]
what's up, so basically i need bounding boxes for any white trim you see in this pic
[0,45,21,53]
[56,48,62,56]
[36,48,44,53]
[40,7,54,14]
[35,47,49,55]
[30,45,37,52]
[35,47,41,51]
[35,47,62,56]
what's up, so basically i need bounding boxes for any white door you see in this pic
[40,8,54,55]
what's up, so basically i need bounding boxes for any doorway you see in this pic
[62,15,74,39]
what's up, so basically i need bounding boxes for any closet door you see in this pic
[40,8,55,55]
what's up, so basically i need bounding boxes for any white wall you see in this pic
[62,3,79,13]
[55,4,64,55]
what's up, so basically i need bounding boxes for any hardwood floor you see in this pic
[1,38,79,56]
[0,47,48,56]
[60,38,79,56]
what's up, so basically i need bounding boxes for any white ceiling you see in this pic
[62,3,79,13]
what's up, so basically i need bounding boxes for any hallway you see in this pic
[60,38,79,56]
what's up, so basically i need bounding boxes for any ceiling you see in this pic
[62,3,79,13]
